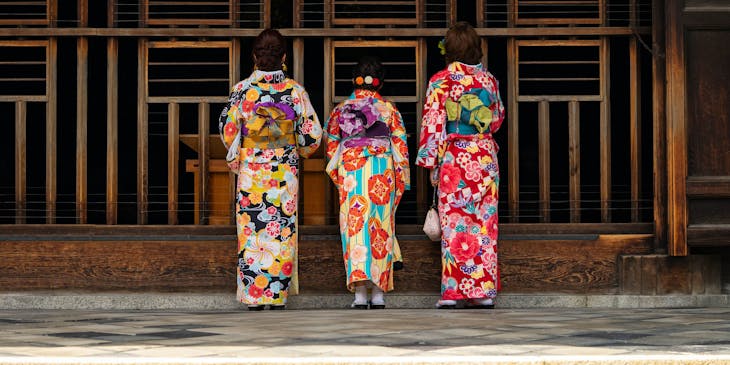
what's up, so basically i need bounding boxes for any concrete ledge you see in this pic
[1,355,730,365]
[0,293,728,310]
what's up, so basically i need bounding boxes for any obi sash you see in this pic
[242,101,296,149]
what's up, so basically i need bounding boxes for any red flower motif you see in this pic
[349,269,368,282]
[368,174,392,206]
[443,288,464,300]
[449,232,480,263]
[241,100,254,113]
[439,163,462,194]
[281,262,293,277]
[248,285,263,298]
[379,270,390,288]
[369,227,390,260]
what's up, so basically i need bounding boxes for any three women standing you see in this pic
[325,57,410,309]
[219,29,322,310]
[416,22,505,309]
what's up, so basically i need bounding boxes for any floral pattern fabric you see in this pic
[219,70,322,305]
[416,62,505,301]
[325,90,410,292]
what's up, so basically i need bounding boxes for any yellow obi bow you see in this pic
[243,102,296,148]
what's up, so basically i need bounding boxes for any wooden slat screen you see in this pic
[0,1,49,25]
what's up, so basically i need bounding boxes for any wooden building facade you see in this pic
[0,0,728,296]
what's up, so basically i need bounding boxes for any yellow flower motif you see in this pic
[245,89,259,101]
[482,281,495,290]
[269,261,281,276]
[466,143,479,154]
[254,275,269,288]
[459,75,474,87]
[238,212,251,227]
[281,227,291,238]
[249,192,263,205]
[275,148,286,157]
[471,267,485,279]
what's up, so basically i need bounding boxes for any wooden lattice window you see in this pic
[0,1,51,25]
[331,0,420,26]
[143,0,235,26]
[513,0,603,26]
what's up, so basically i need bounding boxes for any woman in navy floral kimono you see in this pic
[219,29,322,310]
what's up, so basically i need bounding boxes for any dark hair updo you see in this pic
[252,28,286,71]
[352,55,384,91]
[444,21,483,65]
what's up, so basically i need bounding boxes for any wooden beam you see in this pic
[106,37,119,224]
[0,27,649,38]
[476,0,485,27]
[324,37,333,223]
[15,101,26,224]
[538,100,550,223]
[600,36,611,223]
[416,0,424,27]
[198,103,210,225]
[76,36,89,224]
[168,103,180,225]
[665,0,687,256]
[652,0,667,253]
[507,38,520,222]
[46,38,57,223]
[416,37,427,217]
[630,37,642,223]
[292,0,301,28]
[78,0,88,27]
[48,0,57,27]
[137,39,149,224]
[449,0,457,25]
[262,0,271,29]
[569,100,581,223]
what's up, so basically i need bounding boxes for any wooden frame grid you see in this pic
[142,0,236,26]
[0,0,53,26]
[139,40,235,224]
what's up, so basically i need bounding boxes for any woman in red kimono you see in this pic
[416,22,505,309]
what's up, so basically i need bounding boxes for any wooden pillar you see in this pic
[417,37,428,217]
[630,37,642,223]
[652,0,667,253]
[507,38,519,222]
[262,0,271,28]
[323,37,333,224]
[137,38,149,224]
[107,37,119,224]
[449,0,457,25]
[665,0,687,256]
[600,36,611,223]
[46,38,57,223]
[538,100,550,222]
[198,103,210,225]
[568,100,581,223]
[76,36,89,224]
[168,102,180,225]
[15,101,26,224]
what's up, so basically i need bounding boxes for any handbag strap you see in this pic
[431,187,438,208]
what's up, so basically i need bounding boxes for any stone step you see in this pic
[1,293,728,310]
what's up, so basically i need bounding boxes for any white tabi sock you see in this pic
[371,285,385,305]
[354,284,368,305]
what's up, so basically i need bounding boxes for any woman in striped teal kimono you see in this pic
[325,57,410,309]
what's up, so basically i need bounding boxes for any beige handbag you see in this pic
[423,188,442,242]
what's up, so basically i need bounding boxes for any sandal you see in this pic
[351,301,369,310]
[465,298,495,309]
[435,300,457,309]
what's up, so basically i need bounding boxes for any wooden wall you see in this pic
[0,225,652,294]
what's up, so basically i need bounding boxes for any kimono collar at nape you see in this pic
[351,89,382,100]
[447,62,484,74]
[251,69,286,84]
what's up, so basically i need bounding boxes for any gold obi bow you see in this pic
[243,103,296,148]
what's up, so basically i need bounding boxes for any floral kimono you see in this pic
[325,89,410,292]
[416,62,505,301]
[219,70,322,306]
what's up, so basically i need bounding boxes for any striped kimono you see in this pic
[325,89,410,292]
[416,62,505,301]
[219,69,322,306]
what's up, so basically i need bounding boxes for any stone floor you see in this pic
[1,307,730,364]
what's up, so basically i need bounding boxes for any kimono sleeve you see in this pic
[219,84,244,171]
[416,75,448,169]
[487,73,506,134]
[324,105,343,184]
[293,85,323,158]
[389,105,411,199]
